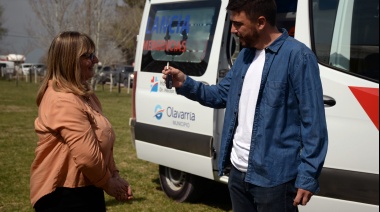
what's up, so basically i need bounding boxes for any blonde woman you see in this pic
[30,31,133,211]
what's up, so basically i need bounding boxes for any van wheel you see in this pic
[159,165,203,202]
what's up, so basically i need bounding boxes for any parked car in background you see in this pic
[97,65,134,87]
[115,65,134,88]
[97,65,115,85]
[21,63,46,76]
[33,64,46,76]
[21,63,33,75]
[0,61,15,73]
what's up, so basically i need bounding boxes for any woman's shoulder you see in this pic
[43,87,84,107]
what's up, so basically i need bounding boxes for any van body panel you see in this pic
[134,0,227,181]
[318,67,378,173]
[136,141,215,179]
[135,122,213,157]
[294,1,379,175]
[302,196,379,212]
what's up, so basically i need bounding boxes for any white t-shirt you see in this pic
[231,49,265,172]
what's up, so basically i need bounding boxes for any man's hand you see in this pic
[293,188,313,206]
[162,65,186,88]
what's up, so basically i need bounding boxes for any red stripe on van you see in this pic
[349,86,379,130]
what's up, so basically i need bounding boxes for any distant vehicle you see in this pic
[0,61,15,76]
[115,65,134,88]
[97,66,114,85]
[32,64,46,76]
[97,65,134,87]
[21,63,46,76]
[21,63,33,75]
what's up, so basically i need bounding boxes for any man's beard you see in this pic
[242,33,259,49]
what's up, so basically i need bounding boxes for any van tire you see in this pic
[159,165,203,203]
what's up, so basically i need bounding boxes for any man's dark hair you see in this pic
[227,0,277,26]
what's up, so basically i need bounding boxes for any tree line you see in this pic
[0,5,6,40]
[1,0,144,66]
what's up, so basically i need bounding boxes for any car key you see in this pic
[166,62,173,89]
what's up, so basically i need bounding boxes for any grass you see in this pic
[0,77,232,212]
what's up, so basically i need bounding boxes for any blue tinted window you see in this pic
[141,0,221,76]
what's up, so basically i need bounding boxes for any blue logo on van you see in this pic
[154,105,165,120]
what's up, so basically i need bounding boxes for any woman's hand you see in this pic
[115,176,133,201]
[102,177,132,201]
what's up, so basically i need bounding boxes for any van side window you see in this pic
[141,0,221,76]
[312,0,379,82]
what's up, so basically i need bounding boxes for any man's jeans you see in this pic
[228,166,299,212]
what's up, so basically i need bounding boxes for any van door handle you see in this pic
[323,95,336,107]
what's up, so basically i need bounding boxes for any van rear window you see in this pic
[141,0,221,76]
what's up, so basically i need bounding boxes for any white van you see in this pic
[130,0,379,211]
[32,63,46,76]
[21,63,33,76]
[0,61,15,77]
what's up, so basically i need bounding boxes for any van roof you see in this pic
[0,61,14,64]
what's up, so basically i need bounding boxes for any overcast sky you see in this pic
[0,0,44,63]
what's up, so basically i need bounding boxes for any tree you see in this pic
[27,0,124,65]
[27,0,144,65]
[124,0,144,9]
[0,4,7,40]
[107,0,143,64]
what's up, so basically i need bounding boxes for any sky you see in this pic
[1,0,46,63]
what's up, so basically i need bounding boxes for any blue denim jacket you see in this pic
[177,29,328,194]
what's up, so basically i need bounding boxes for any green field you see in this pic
[0,78,231,212]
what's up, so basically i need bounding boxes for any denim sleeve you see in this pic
[290,49,328,194]
[176,71,231,109]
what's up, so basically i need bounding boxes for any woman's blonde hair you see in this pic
[36,31,95,106]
